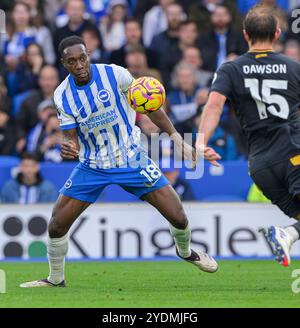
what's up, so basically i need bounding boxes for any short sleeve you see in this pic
[210,63,233,99]
[54,96,77,131]
[114,65,134,93]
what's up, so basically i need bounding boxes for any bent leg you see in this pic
[47,195,91,284]
[49,194,91,238]
[142,185,191,257]
[142,184,188,229]
[142,185,218,272]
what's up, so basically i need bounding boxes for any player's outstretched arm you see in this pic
[147,107,196,166]
[60,128,80,160]
[196,91,226,166]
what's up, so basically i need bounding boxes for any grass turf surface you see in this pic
[0,260,300,308]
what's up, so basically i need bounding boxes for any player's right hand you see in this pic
[60,141,79,160]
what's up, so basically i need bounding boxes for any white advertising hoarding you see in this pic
[0,203,299,259]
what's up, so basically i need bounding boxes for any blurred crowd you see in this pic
[0,0,300,202]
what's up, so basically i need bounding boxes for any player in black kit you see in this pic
[197,4,300,266]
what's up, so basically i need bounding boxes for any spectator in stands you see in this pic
[81,26,108,64]
[135,0,157,21]
[82,0,110,24]
[36,113,63,163]
[0,74,11,116]
[0,152,58,204]
[20,0,45,21]
[99,0,127,52]
[160,158,195,201]
[44,0,65,29]
[283,39,300,61]
[4,1,55,70]
[15,65,59,154]
[150,2,187,89]
[181,47,213,88]
[17,0,56,64]
[0,107,15,155]
[168,62,208,136]
[160,20,199,88]
[4,2,36,72]
[150,2,186,53]
[143,0,174,47]
[198,4,247,71]
[110,18,158,69]
[53,0,96,48]
[53,0,99,76]
[189,0,242,32]
[125,46,162,81]
[25,99,56,153]
[15,43,45,95]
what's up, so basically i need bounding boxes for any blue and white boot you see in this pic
[259,226,293,266]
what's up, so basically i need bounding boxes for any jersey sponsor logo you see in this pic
[97,89,111,103]
[80,109,118,129]
[65,179,73,189]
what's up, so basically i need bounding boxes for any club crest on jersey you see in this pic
[65,179,72,189]
[97,89,111,103]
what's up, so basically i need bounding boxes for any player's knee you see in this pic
[48,217,68,238]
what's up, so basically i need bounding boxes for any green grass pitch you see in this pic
[0,260,300,308]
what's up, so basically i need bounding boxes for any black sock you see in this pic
[292,221,300,236]
[183,250,199,261]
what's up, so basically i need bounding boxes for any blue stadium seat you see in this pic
[12,90,32,116]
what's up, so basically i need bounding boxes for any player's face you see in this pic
[62,44,91,86]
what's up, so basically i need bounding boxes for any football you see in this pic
[127,76,166,114]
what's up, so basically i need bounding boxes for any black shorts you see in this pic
[250,158,300,218]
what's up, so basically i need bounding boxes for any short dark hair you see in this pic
[125,44,146,56]
[243,5,277,44]
[179,19,198,29]
[125,18,141,27]
[58,36,86,58]
[20,152,39,162]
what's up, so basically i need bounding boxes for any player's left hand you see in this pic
[196,144,221,167]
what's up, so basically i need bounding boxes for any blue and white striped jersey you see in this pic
[54,64,141,169]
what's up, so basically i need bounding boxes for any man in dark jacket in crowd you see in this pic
[0,153,58,204]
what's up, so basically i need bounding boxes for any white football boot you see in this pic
[177,248,218,273]
[20,278,65,288]
[259,226,293,266]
